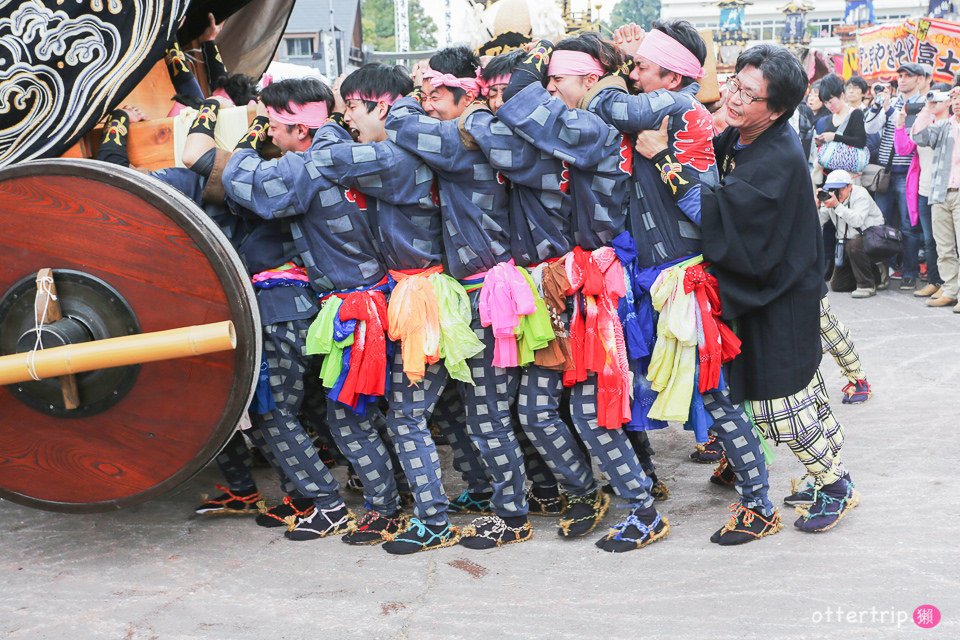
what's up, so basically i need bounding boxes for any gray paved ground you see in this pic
[1,289,958,640]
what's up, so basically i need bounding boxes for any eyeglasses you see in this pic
[726,77,768,105]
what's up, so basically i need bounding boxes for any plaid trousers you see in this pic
[820,295,865,384]
[748,370,846,487]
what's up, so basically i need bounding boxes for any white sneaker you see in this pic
[851,288,876,299]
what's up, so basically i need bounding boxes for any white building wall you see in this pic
[661,0,927,51]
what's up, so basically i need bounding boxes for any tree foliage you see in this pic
[605,0,662,32]
[362,0,438,51]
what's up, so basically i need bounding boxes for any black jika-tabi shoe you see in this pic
[557,489,610,538]
[382,518,461,555]
[459,515,533,549]
[690,435,724,464]
[595,507,670,553]
[794,475,860,533]
[784,472,851,507]
[447,489,493,515]
[527,485,567,516]
[255,496,315,528]
[283,504,355,541]
[194,484,262,516]
[709,456,736,488]
[341,510,409,546]
[710,503,783,545]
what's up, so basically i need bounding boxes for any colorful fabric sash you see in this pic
[477,261,554,368]
[388,266,484,385]
[251,262,311,289]
[563,246,632,429]
[306,277,390,412]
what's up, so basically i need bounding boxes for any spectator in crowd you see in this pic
[807,81,830,122]
[865,63,925,290]
[813,74,868,175]
[818,170,885,298]
[912,87,960,312]
[896,83,951,299]
[845,76,869,111]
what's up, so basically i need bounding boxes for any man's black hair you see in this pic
[817,73,845,102]
[844,75,868,93]
[428,46,481,102]
[480,49,525,82]
[931,81,952,92]
[651,19,707,88]
[554,32,624,75]
[735,44,807,124]
[214,73,259,106]
[340,63,414,112]
[261,77,333,137]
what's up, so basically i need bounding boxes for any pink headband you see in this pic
[266,102,329,128]
[422,68,481,96]
[635,29,705,80]
[343,91,399,106]
[478,74,511,96]
[547,50,605,78]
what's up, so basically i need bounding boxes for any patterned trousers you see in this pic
[569,374,654,510]
[326,402,399,515]
[456,291,529,517]
[248,319,342,510]
[386,353,450,525]
[433,383,491,494]
[702,387,775,515]
[749,370,846,487]
[516,365,596,497]
[820,295,866,384]
[214,431,258,494]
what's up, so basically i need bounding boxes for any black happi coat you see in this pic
[703,120,823,403]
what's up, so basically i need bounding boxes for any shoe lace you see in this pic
[282,495,312,517]
[722,502,781,537]
[355,510,383,531]
[611,512,661,543]
[208,484,258,505]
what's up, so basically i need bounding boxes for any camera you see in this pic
[817,188,834,202]
[927,90,951,102]
[905,102,924,116]
[873,83,887,93]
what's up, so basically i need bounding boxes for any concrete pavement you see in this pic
[1,289,958,639]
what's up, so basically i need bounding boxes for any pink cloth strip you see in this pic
[422,68,481,96]
[344,91,399,106]
[266,102,329,128]
[547,50,606,78]
[635,29,705,80]
[478,74,511,96]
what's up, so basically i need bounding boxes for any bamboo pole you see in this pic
[0,321,236,386]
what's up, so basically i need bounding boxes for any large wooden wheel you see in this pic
[0,159,260,512]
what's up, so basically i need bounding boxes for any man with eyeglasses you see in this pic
[636,44,859,534]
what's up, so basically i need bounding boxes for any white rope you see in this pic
[26,275,56,381]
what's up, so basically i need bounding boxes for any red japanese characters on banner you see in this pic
[856,18,960,83]
[857,22,917,81]
[914,18,960,83]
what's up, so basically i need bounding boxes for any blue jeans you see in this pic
[918,195,942,284]
[875,173,921,278]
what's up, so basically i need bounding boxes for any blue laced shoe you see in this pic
[595,509,670,553]
[382,518,460,555]
[447,490,493,515]
[794,476,860,533]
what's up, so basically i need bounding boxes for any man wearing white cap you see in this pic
[818,169,885,298]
